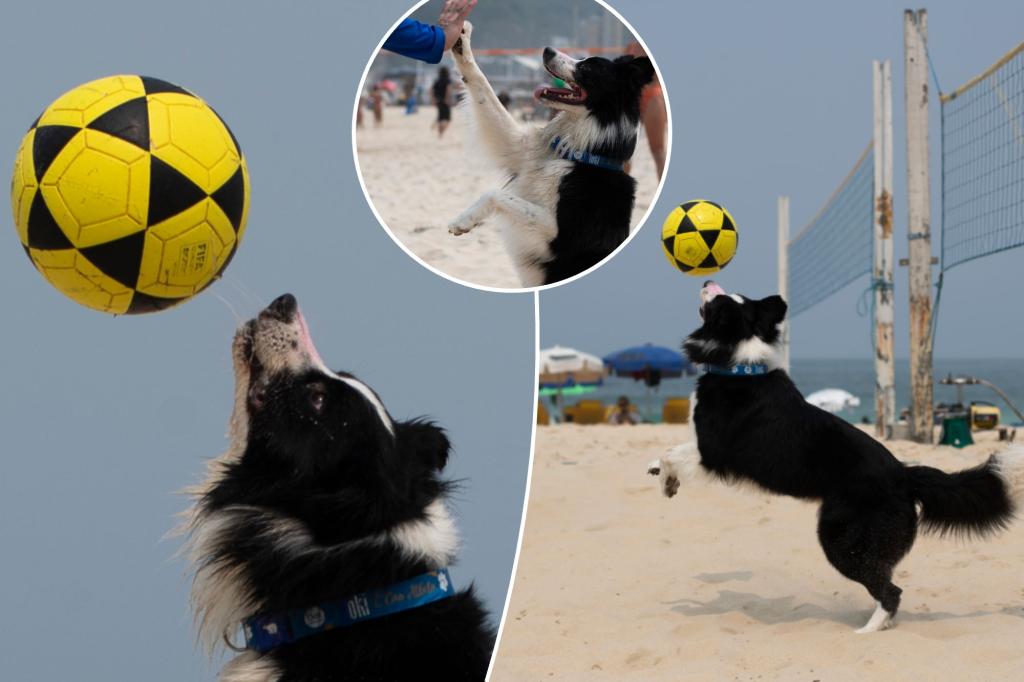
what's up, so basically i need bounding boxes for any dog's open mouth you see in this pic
[536,64,587,105]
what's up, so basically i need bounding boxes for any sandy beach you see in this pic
[492,424,1024,681]
[355,106,661,289]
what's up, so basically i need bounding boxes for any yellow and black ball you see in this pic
[661,200,738,276]
[10,75,250,314]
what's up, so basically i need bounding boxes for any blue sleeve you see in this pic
[382,19,445,64]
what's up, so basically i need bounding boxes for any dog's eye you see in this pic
[248,384,268,411]
[308,388,326,413]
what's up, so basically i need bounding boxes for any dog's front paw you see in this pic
[452,21,473,60]
[663,474,680,498]
[448,216,483,236]
[646,459,661,476]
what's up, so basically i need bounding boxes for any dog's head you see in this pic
[223,294,450,496]
[537,47,654,120]
[682,281,788,369]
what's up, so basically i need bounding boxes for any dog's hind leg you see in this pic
[449,190,556,239]
[450,22,525,164]
[817,495,916,633]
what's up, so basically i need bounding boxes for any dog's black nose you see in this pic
[262,293,297,321]
[703,280,716,288]
[543,47,555,62]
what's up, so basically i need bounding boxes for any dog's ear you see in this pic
[756,295,788,328]
[627,56,655,87]
[396,420,451,472]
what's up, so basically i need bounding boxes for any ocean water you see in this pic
[548,358,1024,425]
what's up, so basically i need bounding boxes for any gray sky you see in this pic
[0,1,532,679]
[542,0,1024,359]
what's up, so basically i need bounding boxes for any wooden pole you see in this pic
[873,60,896,439]
[903,9,934,443]
[777,196,790,373]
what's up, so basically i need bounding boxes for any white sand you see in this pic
[355,106,660,289]
[492,425,1024,680]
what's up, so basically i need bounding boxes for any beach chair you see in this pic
[563,399,606,425]
[537,401,550,426]
[662,397,691,424]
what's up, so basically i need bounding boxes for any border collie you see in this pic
[648,281,1024,633]
[447,21,654,287]
[182,294,493,680]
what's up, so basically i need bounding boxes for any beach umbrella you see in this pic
[538,346,604,388]
[603,343,693,387]
[806,388,861,414]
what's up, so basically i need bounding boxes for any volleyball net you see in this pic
[939,41,1024,272]
[787,144,875,317]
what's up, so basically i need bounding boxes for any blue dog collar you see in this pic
[241,568,454,654]
[550,136,626,172]
[704,363,770,377]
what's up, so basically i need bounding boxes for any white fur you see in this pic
[732,336,782,370]
[856,601,893,634]
[992,445,1024,508]
[219,652,282,682]
[387,498,460,567]
[448,21,639,287]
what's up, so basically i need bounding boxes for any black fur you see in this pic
[194,296,493,679]
[680,288,1017,625]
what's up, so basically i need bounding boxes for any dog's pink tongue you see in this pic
[295,308,326,368]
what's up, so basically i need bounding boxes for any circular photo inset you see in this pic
[354,0,670,292]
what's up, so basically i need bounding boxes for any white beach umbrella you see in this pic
[538,345,605,388]
[806,388,861,414]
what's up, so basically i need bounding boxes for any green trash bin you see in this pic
[940,415,973,448]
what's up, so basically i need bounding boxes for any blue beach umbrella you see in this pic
[603,343,693,386]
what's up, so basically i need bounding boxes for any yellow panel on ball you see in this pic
[661,206,685,241]
[37,75,146,128]
[30,248,134,314]
[688,201,723,230]
[711,228,738,266]
[10,130,37,246]
[148,93,241,193]
[672,230,711,266]
[40,130,149,248]
[137,200,233,298]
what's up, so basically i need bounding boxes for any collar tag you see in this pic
[242,568,454,654]
[703,363,770,377]
[550,136,626,172]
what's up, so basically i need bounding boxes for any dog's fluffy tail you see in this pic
[906,446,1024,538]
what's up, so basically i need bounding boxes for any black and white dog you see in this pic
[447,22,655,287]
[649,281,1024,633]
[183,294,493,680]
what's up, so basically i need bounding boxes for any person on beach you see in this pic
[623,41,667,180]
[382,0,477,64]
[432,67,453,138]
[369,84,384,127]
[608,396,640,425]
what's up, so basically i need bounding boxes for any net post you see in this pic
[777,195,790,373]
[903,9,935,443]
[873,60,896,440]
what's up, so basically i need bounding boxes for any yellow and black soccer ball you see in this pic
[661,200,738,276]
[10,75,250,315]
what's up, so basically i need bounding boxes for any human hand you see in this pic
[438,0,477,52]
